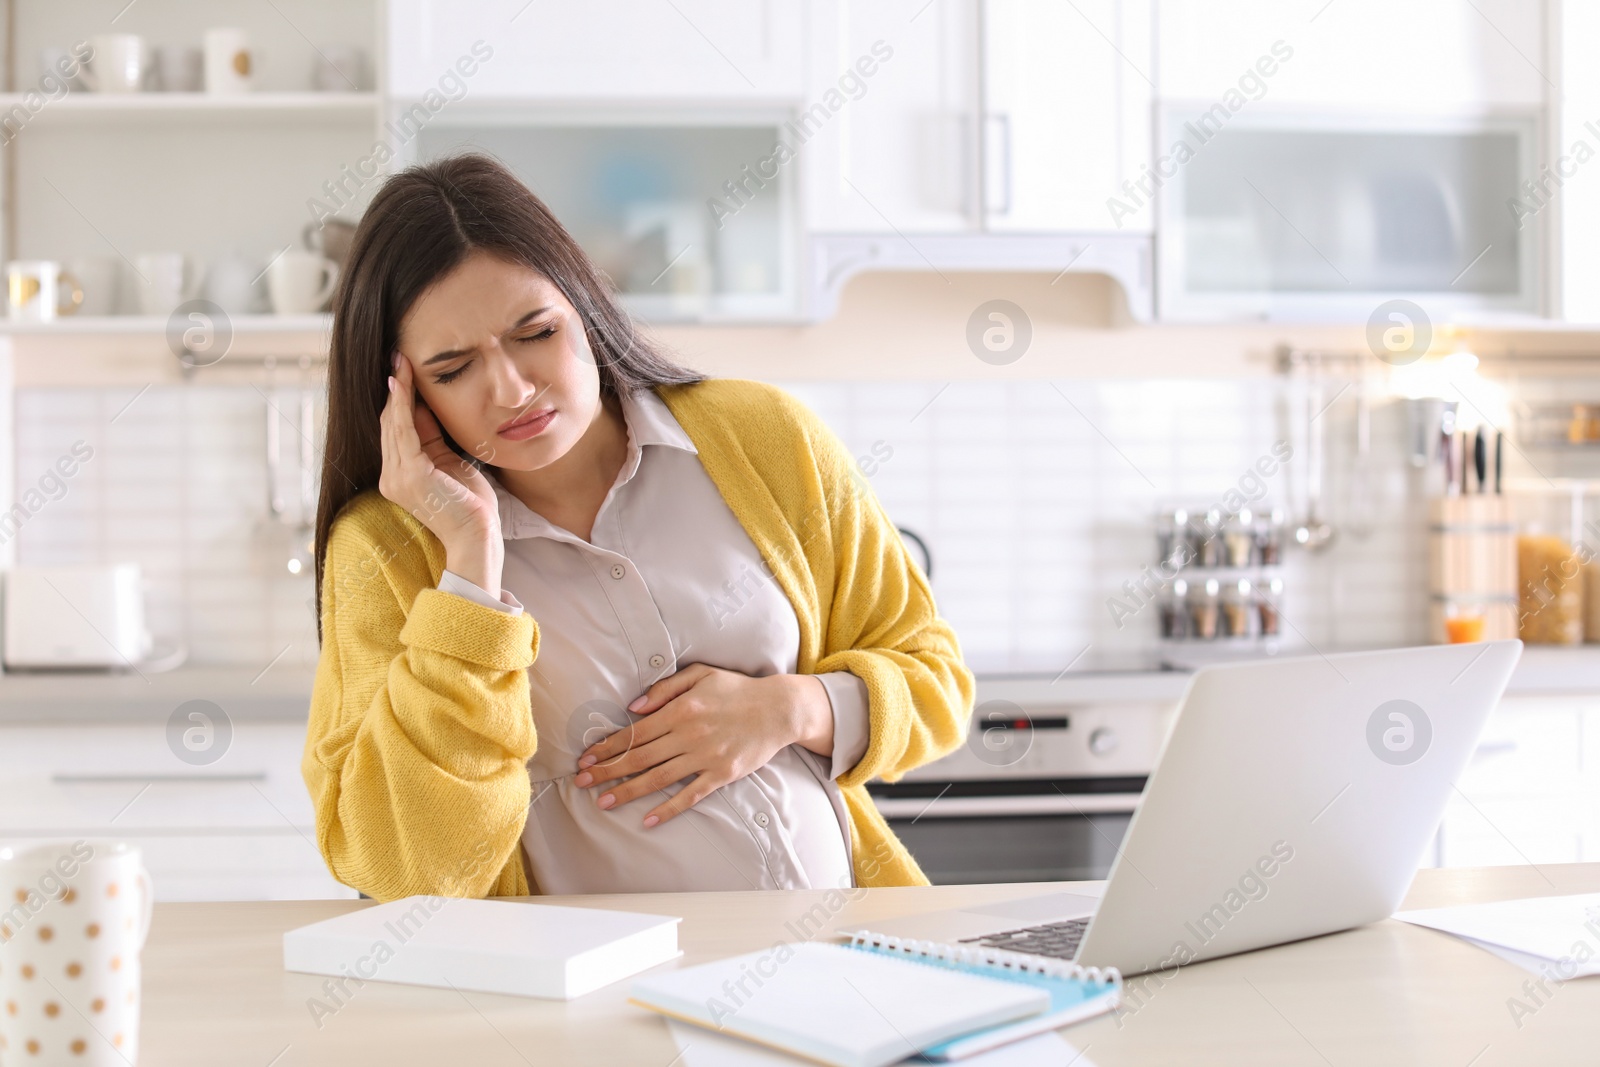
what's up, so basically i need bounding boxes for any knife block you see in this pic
[1427,496,1518,642]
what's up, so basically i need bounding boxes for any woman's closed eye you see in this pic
[517,325,557,345]
[432,326,556,385]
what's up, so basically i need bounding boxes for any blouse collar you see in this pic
[486,386,697,539]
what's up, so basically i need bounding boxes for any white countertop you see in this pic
[975,645,1600,707]
[0,664,320,722]
[0,644,1594,723]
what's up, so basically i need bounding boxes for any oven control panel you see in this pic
[892,701,1176,782]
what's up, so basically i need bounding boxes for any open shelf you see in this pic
[0,91,379,124]
[0,313,331,335]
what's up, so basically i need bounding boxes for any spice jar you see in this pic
[1256,508,1284,565]
[1189,578,1221,639]
[1157,509,1190,572]
[1258,577,1283,636]
[1196,508,1224,568]
[1224,509,1256,568]
[1223,578,1253,637]
[1159,579,1190,639]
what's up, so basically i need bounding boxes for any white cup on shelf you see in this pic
[154,44,203,92]
[267,251,338,315]
[6,261,83,323]
[203,28,253,94]
[202,250,265,314]
[79,35,148,94]
[134,253,189,316]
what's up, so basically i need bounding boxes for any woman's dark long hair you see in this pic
[314,152,707,644]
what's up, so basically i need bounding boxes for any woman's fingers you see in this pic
[377,375,401,497]
[579,672,697,768]
[641,773,724,828]
[591,755,698,812]
[390,354,426,462]
[627,662,714,714]
[581,724,673,780]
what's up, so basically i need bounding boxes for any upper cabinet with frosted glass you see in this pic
[1154,0,1549,322]
[384,1,806,321]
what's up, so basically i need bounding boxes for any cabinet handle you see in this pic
[51,772,269,784]
[874,792,1141,818]
[985,112,1013,217]
[1469,740,1517,762]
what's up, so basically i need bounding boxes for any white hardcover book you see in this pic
[283,895,682,999]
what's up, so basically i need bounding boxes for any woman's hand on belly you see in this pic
[572,663,834,828]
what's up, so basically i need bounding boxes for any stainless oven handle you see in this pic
[872,792,1142,818]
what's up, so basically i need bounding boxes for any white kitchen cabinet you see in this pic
[803,0,980,233]
[801,0,1156,320]
[982,0,1154,233]
[1152,0,1549,323]
[386,0,806,102]
[1157,0,1546,110]
[806,0,1151,235]
[0,721,355,902]
[1438,695,1600,868]
[1557,0,1600,323]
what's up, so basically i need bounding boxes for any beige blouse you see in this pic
[436,386,872,894]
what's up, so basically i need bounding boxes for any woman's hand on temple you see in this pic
[378,352,504,595]
[573,664,836,828]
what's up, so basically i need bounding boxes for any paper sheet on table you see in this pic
[664,1019,1098,1067]
[1457,935,1579,978]
[1394,892,1600,977]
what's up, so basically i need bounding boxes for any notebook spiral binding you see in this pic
[844,930,1123,992]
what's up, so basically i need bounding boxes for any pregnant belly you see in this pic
[520,747,853,894]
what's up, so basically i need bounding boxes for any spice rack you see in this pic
[1153,506,1287,650]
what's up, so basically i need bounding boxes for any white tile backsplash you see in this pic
[12,376,1429,674]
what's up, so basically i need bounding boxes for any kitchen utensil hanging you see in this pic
[252,356,297,574]
[1344,372,1375,539]
[288,355,317,577]
[1292,364,1335,552]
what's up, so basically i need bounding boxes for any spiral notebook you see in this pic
[628,934,1120,1067]
[837,929,1122,1061]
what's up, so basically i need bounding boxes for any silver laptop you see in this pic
[845,641,1522,976]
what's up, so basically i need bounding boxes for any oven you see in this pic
[867,682,1179,885]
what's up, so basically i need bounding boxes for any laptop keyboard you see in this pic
[958,917,1090,961]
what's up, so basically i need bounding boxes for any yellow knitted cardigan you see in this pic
[303,376,976,901]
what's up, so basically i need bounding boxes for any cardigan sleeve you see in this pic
[784,401,977,788]
[302,501,540,901]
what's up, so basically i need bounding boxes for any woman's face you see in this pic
[395,250,602,471]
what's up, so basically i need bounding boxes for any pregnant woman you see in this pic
[303,153,974,901]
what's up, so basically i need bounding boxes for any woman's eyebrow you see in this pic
[421,305,555,365]
[506,305,555,330]
[422,346,473,366]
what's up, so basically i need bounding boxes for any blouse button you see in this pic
[610,564,626,580]
[648,654,666,668]
[754,812,770,828]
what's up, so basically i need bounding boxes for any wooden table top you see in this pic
[137,864,1600,1067]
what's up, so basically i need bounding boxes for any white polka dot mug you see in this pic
[0,839,152,1064]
